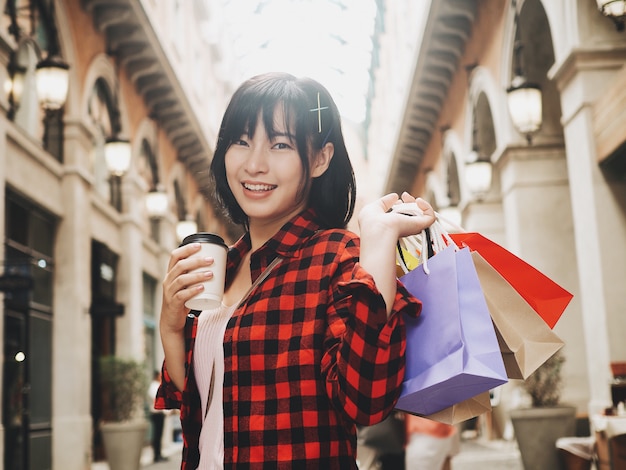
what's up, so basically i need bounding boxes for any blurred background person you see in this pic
[405,414,459,470]
[148,370,168,463]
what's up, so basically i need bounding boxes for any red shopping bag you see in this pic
[450,232,573,328]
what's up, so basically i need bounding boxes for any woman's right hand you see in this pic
[160,242,216,333]
[160,243,217,391]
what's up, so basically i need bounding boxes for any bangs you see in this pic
[224,80,301,143]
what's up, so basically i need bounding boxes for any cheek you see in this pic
[224,153,238,184]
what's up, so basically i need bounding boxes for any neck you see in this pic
[247,207,307,252]
[248,216,289,252]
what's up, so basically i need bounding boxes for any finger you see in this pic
[167,243,203,271]
[400,192,417,203]
[380,193,400,212]
[415,198,435,216]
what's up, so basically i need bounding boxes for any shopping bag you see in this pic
[419,391,492,425]
[471,252,565,379]
[396,242,508,416]
[450,232,573,328]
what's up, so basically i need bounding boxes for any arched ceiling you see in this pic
[385,0,477,194]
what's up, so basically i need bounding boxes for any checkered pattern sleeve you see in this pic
[321,233,422,427]
[154,313,198,411]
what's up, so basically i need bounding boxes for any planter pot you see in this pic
[100,419,149,470]
[510,406,577,470]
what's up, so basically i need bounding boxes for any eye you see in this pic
[232,136,249,147]
[272,142,293,150]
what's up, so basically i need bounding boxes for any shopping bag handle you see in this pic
[392,203,460,275]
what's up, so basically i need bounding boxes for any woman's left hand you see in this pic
[358,192,436,241]
[357,192,436,316]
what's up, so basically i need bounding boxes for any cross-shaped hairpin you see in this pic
[310,92,329,133]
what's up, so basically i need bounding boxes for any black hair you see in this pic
[209,72,356,229]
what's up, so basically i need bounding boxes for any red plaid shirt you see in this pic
[155,208,421,469]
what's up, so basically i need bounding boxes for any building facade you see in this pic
[373,0,626,432]
[0,0,237,468]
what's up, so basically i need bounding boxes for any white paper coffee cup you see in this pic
[181,233,228,310]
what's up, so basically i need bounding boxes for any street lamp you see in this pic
[104,136,132,176]
[597,0,626,30]
[5,56,26,120]
[145,186,168,218]
[465,150,493,199]
[506,0,542,144]
[35,54,70,110]
[507,75,542,144]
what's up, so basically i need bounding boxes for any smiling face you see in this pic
[210,73,354,230]
[225,104,309,233]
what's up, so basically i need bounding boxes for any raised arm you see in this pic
[357,192,435,316]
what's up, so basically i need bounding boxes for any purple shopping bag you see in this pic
[395,245,508,416]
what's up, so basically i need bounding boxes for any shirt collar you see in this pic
[227,208,323,280]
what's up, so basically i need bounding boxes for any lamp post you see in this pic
[104,137,132,176]
[506,0,542,144]
[145,186,168,219]
[35,55,70,111]
[104,136,131,212]
[507,75,542,144]
[5,61,26,120]
[145,185,168,243]
[597,0,626,30]
[465,150,493,200]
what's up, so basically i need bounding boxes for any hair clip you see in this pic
[310,92,329,133]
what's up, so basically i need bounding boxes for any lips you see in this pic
[242,183,277,192]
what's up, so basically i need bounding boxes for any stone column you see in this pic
[116,174,147,360]
[52,118,96,469]
[551,48,626,415]
[498,141,589,410]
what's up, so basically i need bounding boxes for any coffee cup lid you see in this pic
[180,232,227,248]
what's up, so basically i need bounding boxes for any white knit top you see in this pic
[194,303,237,470]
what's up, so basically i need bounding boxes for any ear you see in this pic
[311,143,334,178]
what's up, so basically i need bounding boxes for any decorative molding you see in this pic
[385,0,478,194]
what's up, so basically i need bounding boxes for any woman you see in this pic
[156,72,435,469]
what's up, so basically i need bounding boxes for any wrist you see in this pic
[359,224,398,249]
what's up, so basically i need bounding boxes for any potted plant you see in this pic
[98,355,149,470]
[510,350,577,470]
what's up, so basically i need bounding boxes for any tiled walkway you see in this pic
[92,437,525,470]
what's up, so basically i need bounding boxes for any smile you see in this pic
[243,183,276,192]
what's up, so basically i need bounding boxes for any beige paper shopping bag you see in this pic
[422,391,492,425]
[472,252,565,380]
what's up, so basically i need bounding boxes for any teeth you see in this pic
[244,183,275,191]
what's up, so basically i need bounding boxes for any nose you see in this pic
[244,145,269,175]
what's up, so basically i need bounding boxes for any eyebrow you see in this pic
[270,131,296,141]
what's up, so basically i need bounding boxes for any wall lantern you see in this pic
[145,186,168,218]
[35,54,70,110]
[465,151,493,199]
[507,0,542,144]
[6,0,70,114]
[176,215,198,242]
[506,75,542,144]
[597,0,626,31]
[104,136,132,176]
[5,58,26,119]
